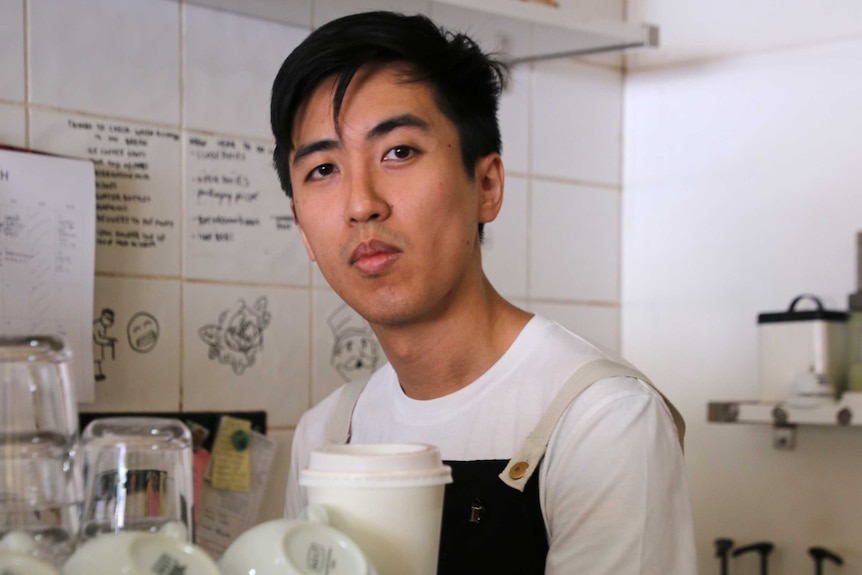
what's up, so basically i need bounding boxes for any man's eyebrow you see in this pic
[292,139,340,168]
[291,114,428,167]
[367,114,429,141]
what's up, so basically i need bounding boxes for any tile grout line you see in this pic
[178,0,186,412]
[22,0,30,148]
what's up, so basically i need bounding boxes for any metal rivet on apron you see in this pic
[509,461,529,480]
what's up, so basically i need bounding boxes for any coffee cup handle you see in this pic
[158,522,189,541]
[299,504,330,525]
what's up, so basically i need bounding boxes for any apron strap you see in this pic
[324,375,371,444]
[498,358,686,492]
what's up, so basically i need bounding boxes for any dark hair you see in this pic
[270,11,508,200]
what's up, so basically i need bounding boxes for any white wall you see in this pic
[624,1,862,573]
[0,0,625,523]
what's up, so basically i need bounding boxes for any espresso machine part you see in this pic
[732,541,774,575]
[714,538,734,575]
[808,546,843,575]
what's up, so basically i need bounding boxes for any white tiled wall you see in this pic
[0,103,26,147]
[29,0,181,124]
[482,175,529,300]
[0,0,24,102]
[1,0,623,523]
[183,4,309,138]
[531,60,623,185]
[531,180,620,302]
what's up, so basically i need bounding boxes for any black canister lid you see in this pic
[758,294,849,324]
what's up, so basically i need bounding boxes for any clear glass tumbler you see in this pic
[79,417,194,543]
[0,335,82,567]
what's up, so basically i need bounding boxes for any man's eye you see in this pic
[308,163,336,180]
[383,146,416,161]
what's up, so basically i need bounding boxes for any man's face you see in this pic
[289,64,503,328]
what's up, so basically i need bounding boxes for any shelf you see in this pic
[185,0,659,65]
[431,0,658,64]
[708,394,862,427]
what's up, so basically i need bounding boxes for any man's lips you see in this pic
[349,239,401,274]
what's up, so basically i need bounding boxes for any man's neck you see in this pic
[371,280,532,400]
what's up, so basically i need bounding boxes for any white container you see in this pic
[62,528,221,575]
[220,517,375,575]
[0,532,61,575]
[299,444,452,575]
[758,295,849,402]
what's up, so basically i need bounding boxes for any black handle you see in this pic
[788,294,824,312]
[733,542,774,575]
[714,538,734,575]
[809,546,844,575]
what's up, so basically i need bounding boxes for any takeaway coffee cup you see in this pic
[298,444,452,575]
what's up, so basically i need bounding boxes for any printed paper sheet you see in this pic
[0,148,96,401]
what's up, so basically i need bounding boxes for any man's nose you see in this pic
[345,168,390,223]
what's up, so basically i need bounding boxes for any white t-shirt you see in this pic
[286,315,697,574]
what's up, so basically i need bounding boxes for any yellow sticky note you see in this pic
[211,416,252,492]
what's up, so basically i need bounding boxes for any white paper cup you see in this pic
[299,444,452,575]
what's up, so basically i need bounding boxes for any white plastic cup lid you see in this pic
[299,443,452,488]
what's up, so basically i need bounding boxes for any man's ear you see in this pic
[475,153,504,224]
[292,199,317,262]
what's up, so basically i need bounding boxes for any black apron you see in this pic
[324,358,685,575]
[437,459,548,574]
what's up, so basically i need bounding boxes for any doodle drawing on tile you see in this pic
[328,303,381,381]
[93,308,117,382]
[127,311,160,353]
[198,297,271,375]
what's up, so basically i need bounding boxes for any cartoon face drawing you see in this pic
[332,330,380,380]
[223,304,264,354]
[127,312,160,353]
[198,297,271,376]
[327,304,381,381]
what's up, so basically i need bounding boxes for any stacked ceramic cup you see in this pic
[0,335,83,574]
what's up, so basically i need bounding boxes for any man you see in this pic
[93,307,117,381]
[271,11,696,574]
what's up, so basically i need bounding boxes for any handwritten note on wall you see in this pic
[185,134,309,285]
[30,110,182,277]
[0,149,96,401]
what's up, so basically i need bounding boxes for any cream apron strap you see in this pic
[498,358,686,492]
[324,375,371,445]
